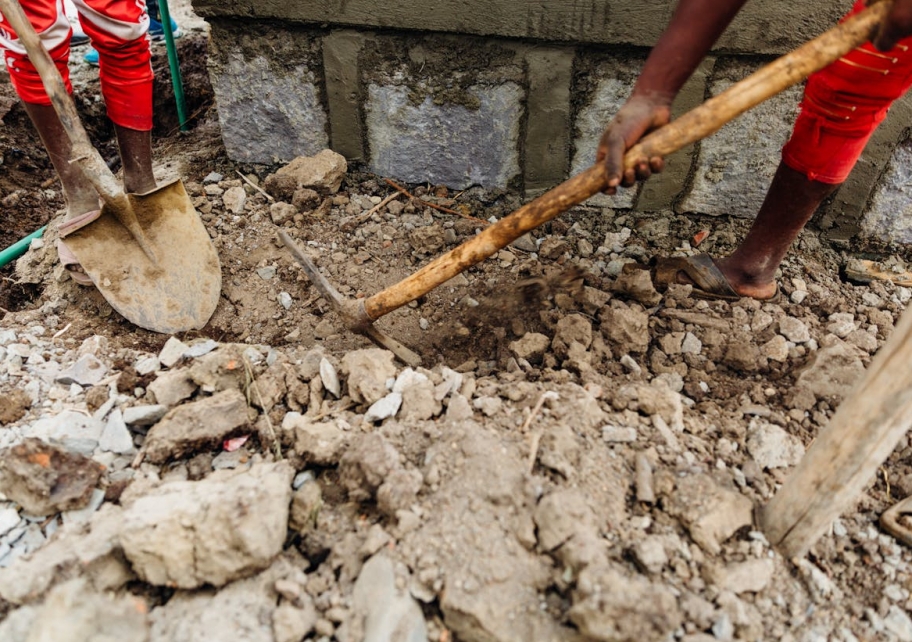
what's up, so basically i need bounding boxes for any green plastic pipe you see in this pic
[0,226,46,268]
[158,0,189,132]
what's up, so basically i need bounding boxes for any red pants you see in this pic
[0,0,153,130]
[783,0,912,183]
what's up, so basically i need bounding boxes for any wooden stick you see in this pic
[384,179,490,226]
[360,2,889,322]
[760,304,912,558]
[236,170,274,201]
[340,191,400,232]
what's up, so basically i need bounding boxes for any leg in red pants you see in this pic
[0,0,155,281]
[692,0,912,299]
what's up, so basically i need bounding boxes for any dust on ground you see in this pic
[3,17,912,642]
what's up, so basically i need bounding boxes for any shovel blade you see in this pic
[64,179,221,333]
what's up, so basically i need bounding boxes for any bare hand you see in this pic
[596,94,672,195]
[872,0,912,51]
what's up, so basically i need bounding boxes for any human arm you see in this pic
[598,0,750,193]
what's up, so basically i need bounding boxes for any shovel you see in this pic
[0,0,221,334]
[281,0,892,365]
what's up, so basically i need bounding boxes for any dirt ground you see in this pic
[5,13,912,642]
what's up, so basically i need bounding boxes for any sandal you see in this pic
[57,209,101,286]
[652,254,781,303]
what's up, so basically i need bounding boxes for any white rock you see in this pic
[123,405,168,427]
[158,337,189,368]
[885,605,912,641]
[681,332,702,354]
[222,186,247,214]
[779,317,811,343]
[320,358,341,398]
[602,425,637,443]
[184,340,218,358]
[746,420,804,469]
[134,356,161,375]
[826,312,856,338]
[99,409,135,455]
[55,355,108,387]
[0,507,20,538]
[393,368,429,393]
[364,393,402,423]
[278,292,293,310]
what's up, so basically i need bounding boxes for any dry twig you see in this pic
[236,170,274,201]
[384,178,489,226]
[242,356,282,459]
[524,391,559,474]
[340,191,401,232]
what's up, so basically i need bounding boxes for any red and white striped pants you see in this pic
[0,0,153,130]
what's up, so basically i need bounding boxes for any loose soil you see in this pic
[4,13,912,642]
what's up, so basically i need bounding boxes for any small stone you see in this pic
[99,409,135,455]
[184,339,218,358]
[681,332,702,354]
[159,336,189,368]
[352,555,427,642]
[509,333,551,364]
[278,292,293,310]
[203,171,223,183]
[364,393,402,423]
[445,394,474,421]
[779,317,811,343]
[631,536,668,574]
[885,605,912,642]
[270,201,297,225]
[319,358,341,398]
[602,425,637,443]
[0,507,20,537]
[148,370,197,407]
[746,420,805,469]
[706,558,774,594]
[222,186,247,214]
[56,355,108,387]
[134,355,160,375]
[665,474,753,555]
[256,266,277,280]
[473,395,502,417]
[123,404,168,427]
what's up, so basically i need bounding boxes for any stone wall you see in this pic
[194,0,912,247]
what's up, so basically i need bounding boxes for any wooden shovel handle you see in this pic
[362,0,890,322]
[0,0,124,202]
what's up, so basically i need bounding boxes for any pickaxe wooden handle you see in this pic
[358,1,889,322]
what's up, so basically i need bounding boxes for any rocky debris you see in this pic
[142,389,252,463]
[795,339,866,403]
[289,479,323,534]
[746,419,805,469]
[147,369,198,407]
[509,332,550,363]
[664,473,753,555]
[55,354,107,387]
[99,409,136,454]
[350,554,428,642]
[0,579,148,642]
[569,563,682,642]
[0,504,133,604]
[286,413,348,465]
[341,349,396,405]
[0,438,105,516]
[0,389,30,425]
[265,149,348,198]
[705,558,775,594]
[148,555,302,642]
[600,301,650,353]
[120,462,294,588]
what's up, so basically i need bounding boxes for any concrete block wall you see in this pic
[196,1,912,249]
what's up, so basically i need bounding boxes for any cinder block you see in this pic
[571,59,643,209]
[677,60,801,218]
[207,23,329,164]
[860,139,912,245]
[366,84,523,190]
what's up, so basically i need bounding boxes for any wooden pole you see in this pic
[760,304,912,558]
[361,2,890,321]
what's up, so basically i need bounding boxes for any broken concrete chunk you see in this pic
[509,332,550,363]
[0,504,133,605]
[265,149,348,197]
[746,419,804,469]
[286,413,348,465]
[705,558,775,594]
[148,369,198,407]
[0,579,148,642]
[664,473,753,555]
[158,336,189,368]
[341,348,397,405]
[599,301,649,353]
[364,392,402,423]
[570,563,682,642]
[148,556,297,642]
[55,354,108,387]
[142,389,251,464]
[0,438,105,516]
[123,404,168,427]
[99,409,136,455]
[350,555,428,642]
[795,339,866,403]
[120,462,294,589]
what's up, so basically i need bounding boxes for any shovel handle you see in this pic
[0,0,124,203]
[361,0,890,322]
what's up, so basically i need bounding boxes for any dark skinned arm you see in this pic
[598,0,750,193]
